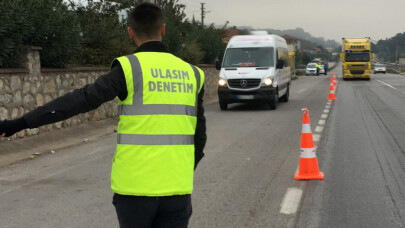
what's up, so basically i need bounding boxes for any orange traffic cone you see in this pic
[333,72,336,77]
[328,81,336,101]
[295,108,324,180]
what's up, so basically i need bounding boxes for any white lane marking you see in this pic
[315,126,324,133]
[376,79,405,95]
[321,114,328,119]
[313,134,321,142]
[280,188,303,215]
[297,89,307,93]
[323,109,330,113]
[325,105,331,109]
[327,101,332,105]
[318,119,326,125]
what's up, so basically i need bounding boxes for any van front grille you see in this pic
[228,79,261,89]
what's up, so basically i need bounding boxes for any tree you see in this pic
[69,0,135,66]
[0,0,81,68]
[178,40,204,65]
[188,25,226,64]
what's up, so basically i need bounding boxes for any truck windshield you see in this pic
[222,47,274,68]
[345,52,370,62]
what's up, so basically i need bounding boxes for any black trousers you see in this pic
[112,193,192,228]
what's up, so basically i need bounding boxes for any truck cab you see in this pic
[340,38,374,80]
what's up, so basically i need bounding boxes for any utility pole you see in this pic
[201,3,206,27]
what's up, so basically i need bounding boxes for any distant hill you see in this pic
[265,28,339,48]
[374,32,405,63]
[231,26,339,49]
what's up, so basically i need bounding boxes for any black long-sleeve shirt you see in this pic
[23,41,207,168]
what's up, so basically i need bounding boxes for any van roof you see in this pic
[227,35,287,48]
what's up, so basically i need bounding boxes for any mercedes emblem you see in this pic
[240,80,248,88]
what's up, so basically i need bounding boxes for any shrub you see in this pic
[178,40,204,65]
[0,0,81,68]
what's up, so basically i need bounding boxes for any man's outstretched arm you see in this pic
[0,64,127,137]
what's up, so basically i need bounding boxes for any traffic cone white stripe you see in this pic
[301,124,311,133]
[300,148,317,158]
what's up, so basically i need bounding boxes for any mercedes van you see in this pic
[216,35,291,110]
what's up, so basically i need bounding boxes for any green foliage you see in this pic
[195,25,226,64]
[0,0,81,68]
[375,32,405,62]
[158,0,226,64]
[162,19,182,55]
[0,1,29,68]
[69,0,135,66]
[158,0,186,26]
[178,40,204,65]
[0,0,228,68]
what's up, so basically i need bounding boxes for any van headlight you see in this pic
[218,78,227,87]
[262,77,273,86]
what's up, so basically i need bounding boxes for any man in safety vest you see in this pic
[315,62,321,76]
[0,3,206,228]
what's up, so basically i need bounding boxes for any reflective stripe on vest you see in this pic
[111,52,204,196]
[117,54,201,117]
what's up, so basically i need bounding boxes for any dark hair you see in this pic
[129,3,163,40]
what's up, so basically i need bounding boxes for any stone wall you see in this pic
[198,65,219,97]
[0,68,114,138]
[0,48,218,138]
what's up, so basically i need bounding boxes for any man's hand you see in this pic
[0,118,28,137]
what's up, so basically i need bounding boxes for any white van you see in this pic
[216,35,291,110]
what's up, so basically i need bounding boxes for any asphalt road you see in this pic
[1,68,404,227]
[297,72,405,228]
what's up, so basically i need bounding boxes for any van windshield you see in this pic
[222,47,274,68]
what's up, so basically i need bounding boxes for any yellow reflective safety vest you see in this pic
[111,52,204,196]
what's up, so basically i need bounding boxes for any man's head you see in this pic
[128,3,165,45]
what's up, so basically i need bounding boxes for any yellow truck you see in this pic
[340,38,374,80]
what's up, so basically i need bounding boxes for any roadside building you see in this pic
[281,35,301,52]
[301,46,321,54]
[223,28,242,43]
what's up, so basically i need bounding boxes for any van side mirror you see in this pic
[276,59,284,69]
[215,60,222,70]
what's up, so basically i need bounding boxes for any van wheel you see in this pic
[268,90,278,110]
[219,102,228,110]
[280,85,289,103]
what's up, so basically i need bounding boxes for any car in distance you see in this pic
[306,63,318,76]
[374,64,386,74]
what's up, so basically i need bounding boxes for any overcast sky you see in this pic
[178,0,405,42]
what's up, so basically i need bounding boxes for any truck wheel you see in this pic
[268,90,278,110]
[280,85,289,103]
[219,102,228,110]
